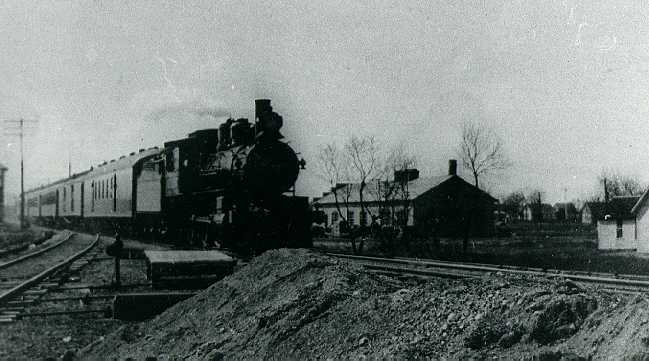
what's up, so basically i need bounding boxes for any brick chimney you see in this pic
[448,159,457,176]
[394,169,419,183]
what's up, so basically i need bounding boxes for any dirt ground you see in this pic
[75,248,649,360]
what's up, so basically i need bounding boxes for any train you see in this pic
[22,99,312,254]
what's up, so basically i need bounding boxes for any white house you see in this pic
[597,196,640,251]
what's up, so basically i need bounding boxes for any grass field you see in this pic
[314,222,649,275]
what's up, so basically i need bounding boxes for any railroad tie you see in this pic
[6,299,34,306]
[23,289,47,296]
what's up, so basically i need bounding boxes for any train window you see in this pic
[113,174,117,212]
[71,184,74,211]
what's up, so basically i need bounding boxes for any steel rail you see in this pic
[0,234,100,307]
[327,252,649,290]
[0,231,74,270]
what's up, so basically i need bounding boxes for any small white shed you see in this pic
[596,196,640,251]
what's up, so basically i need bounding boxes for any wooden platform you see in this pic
[144,250,235,289]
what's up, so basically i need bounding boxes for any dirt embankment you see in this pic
[79,249,649,360]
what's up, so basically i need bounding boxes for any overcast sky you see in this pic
[1,1,648,204]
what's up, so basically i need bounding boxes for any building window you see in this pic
[397,209,407,224]
[360,210,368,226]
[380,208,391,224]
[71,185,74,211]
[347,210,355,225]
[617,219,623,239]
[331,212,338,223]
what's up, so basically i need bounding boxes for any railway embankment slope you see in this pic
[80,249,649,360]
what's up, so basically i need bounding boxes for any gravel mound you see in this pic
[77,249,649,360]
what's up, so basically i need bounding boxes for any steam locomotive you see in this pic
[23,99,312,254]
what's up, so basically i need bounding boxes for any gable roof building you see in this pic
[581,201,605,225]
[313,160,497,237]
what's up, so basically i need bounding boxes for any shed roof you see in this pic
[631,190,649,214]
[604,196,640,219]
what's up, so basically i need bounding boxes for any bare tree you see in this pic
[316,136,383,254]
[346,136,381,227]
[369,143,418,251]
[316,144,352,233]
[526,189,545,223]
[459,122,509,189]
[502,191,526,221]
[598,171,645,199]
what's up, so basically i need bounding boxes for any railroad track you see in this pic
[326,253,649,293]
[0,231,72,268]
[0,233,103,323]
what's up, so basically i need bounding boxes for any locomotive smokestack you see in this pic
[255,99,272,121]
[254,98,284,140]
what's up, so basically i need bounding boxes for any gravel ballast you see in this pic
[76,248,649,360]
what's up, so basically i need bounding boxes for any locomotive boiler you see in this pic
[23,99,312,254]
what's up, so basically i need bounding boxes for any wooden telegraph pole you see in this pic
[4,118,38,229]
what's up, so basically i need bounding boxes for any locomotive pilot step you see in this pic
[144,250,235,289]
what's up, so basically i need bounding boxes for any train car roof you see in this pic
[24,147,161,195]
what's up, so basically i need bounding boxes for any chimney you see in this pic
[255,99,272,121]
[394,169,419,183]
[448,159,457,176]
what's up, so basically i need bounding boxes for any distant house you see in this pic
[597,196,640,250]
[312,160,497,237]
[523,203,554,222]
[553,202,578,222]
[580,201,605,225]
